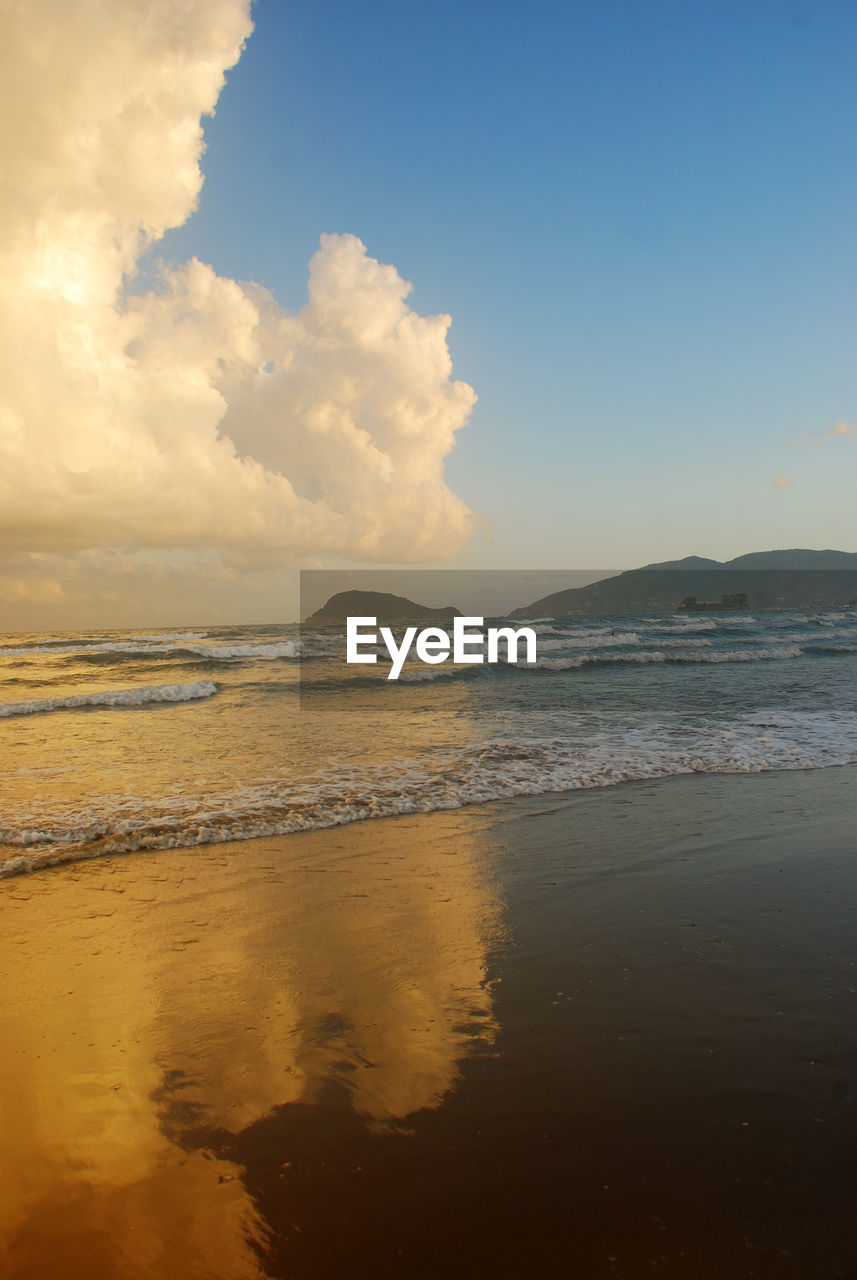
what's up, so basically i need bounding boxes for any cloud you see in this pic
[789,422,856,444]
[771,475,792,490]
[0,547,285,627]
[0,0,477,575]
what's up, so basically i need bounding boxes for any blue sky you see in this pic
[149,0,856,567]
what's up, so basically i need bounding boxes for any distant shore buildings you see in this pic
[676,592,749,612]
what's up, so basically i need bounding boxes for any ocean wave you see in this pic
[0,631,211,655]
[643,615,759,632]
[396,665,464,682]
[3,711,855,878]
[536,632,642,651]
[0,681,218,719]
[0,639,298,661]
[129,632,210,643]
[531,623,618,637]
[181,642,298,659]
[529,653,666,670]
[524,645,803,670]
[644,619,718,633]
[535,631,715,651]
[298,635,345,657]
[763,627,857,645]
[650,637,713,648]
[0,635,102,650]
[682,645,804,663]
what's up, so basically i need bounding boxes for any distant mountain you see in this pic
[727,549,857,570]
[305,590,461,625]
[511,550,857,617]
[643,555,723,571]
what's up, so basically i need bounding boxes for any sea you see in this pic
[2,609,857,878]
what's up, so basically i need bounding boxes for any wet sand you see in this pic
[2,765,856,1278]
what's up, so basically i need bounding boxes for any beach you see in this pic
[5,3,855,1275]
[2,763,856,1278]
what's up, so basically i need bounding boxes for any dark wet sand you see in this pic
[2,765,856,1279]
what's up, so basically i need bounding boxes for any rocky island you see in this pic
[305,590,461,625]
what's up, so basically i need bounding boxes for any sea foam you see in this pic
[0,681,218,718]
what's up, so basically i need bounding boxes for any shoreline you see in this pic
[2,764,857,1277]
[3,756,857,881]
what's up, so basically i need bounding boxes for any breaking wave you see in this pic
[3,706,855,878]
[524,646,804,670]
[0,640,298,661]
[0,681,218,719]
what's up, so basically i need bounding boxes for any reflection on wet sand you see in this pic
[0,808,501,1278]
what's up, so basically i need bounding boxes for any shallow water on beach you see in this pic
[2,609,857,875]
[2,769,856,1279]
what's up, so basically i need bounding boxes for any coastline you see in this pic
[2,763,856,1277]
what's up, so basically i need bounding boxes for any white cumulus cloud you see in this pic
[0,0,477,577]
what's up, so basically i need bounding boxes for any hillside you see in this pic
[305,590,461,625]
[511,551,857,617]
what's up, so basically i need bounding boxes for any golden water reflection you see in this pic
[0,806,502,1278]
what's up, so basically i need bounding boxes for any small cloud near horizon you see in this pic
[789,421,855,444]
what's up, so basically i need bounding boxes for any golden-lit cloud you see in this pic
[788,421,856,444]
[0,0,477,585]
[771,474,792,490]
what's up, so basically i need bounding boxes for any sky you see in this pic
[1,0,855,628]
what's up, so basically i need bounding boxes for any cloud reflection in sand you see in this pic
[0,807,502,1276]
